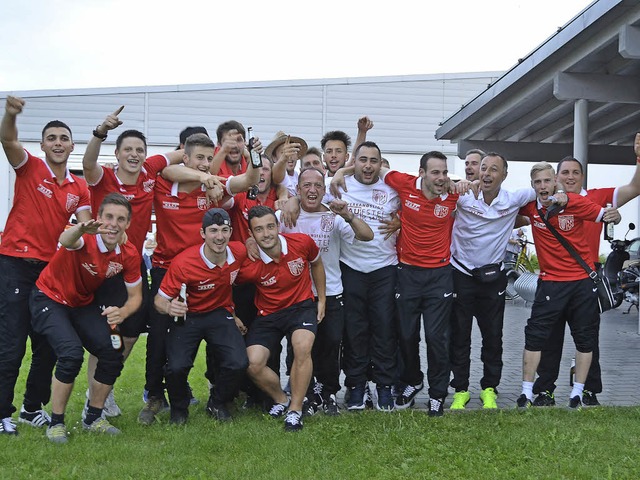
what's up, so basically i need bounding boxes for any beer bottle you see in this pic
[247,127,263,168]
[603,203,614,241]
[174,283,187,326]
[110,324,124,352]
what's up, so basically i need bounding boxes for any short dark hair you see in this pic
[216,120,246,144]
[557,156,583,175]
[248,205,277,229]
[304,146,322,158]
[482,152,508,172]
[116,129,147,151]
[98,192,132,219]
[42,120,72,140]
[185,133,215,156]
[465,148,485,158]
[321,130,351,151]
[179,126,209,146]
[353,141,381,160]
[419,151,447,170]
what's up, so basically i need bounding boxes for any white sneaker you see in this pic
[103,390,122,417]
[0,417,18,435]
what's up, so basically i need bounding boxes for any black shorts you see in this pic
[245,299,317,353]
[93,260,150,338]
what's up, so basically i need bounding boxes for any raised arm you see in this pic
[616,133,640,207]
[329,198,374,241]
[210,129,244,175]
[0,96,27,167]
[271,136,303,185]
[351,116,373,162]
[83,106,124,184]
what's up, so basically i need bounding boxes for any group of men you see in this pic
[1,93,639,442]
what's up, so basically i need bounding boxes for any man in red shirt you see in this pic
[237,206,326,431]
[30,193,142,443]
[517,162,605,409]
[83,107,184,416]
[139,133,259,425]
[211,121,249,177]
[0,96,92,436]
[155,209,249,424]
[533,137,640,406]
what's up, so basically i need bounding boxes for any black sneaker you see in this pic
[347,384,366,411]
[568,395,582,410]
[268,401,289,418]
[169,409,188,425]
[395,382,423,410]
[302,397,319,417]
[582,390,600,406]
[364,383,374,409]
[206,404,232,422]
[516,394,532,409]
[533,391,556,407]
[323,394,340,416]
[18,406,51,427]
[427,397,444,417]
[311,381,325,406]
[376,386,395,411]
[284,411,303,432]
[0,417,17,435]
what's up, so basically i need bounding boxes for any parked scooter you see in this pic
[603,223,637,309]
[618,261,640,313]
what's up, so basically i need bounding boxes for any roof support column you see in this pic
[573,98,589,187]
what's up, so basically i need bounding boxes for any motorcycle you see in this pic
[618,261,640,313]
[603,223,638,309]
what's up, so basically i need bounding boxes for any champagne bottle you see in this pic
[247,127,263,168]
[604,203,614,241]
[174,283,187,326]
[110,324,124,352]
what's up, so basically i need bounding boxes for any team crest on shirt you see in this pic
[320,214,335,232]
[287,257,305,276]
[66,193,80,212]
[434,204,449,218]
[105,261,123,278]
[230,269,239,285]
[197,197,209,210]
[558,215,574,231]
[372,190,388,205]
[143,179,155,193]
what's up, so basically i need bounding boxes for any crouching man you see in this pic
[154,209,249,424]
[30,193,142,443]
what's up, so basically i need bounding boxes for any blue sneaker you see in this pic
[376,386,395,411]
[347,384,366,411]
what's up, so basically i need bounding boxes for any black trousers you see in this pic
[166,309,249,414]
[311,294,344,396]
[145,267,171,397]
[341,263,397,388]
[396,264,452,399]
[533,315,602,394]
[30,289,123,386]
[450,268,507,392]
[0,255,56,418]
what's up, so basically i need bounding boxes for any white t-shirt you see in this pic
[281,171,299,198]
[450,188,535,274]
[277,207,355,296]
[338,176,400,273]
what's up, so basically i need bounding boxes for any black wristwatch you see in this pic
[92,127,108,141]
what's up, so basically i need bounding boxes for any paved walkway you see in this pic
[328,299,640,410]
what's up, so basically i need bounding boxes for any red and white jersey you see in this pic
[152,176,223,268]
[225,188,278,243]
[583,187,617,264]
[36,234,141,307]
[383,171,458,268]
[236,233,320,316]
[519,193,604,281]
[157,241,247,314]
[88,154,168,252]
[0,150,91,262]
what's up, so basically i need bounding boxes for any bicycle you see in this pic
[504,236,536,300]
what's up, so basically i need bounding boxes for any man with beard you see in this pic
[278,168,373,415]
[238,205,325,432]
[0,96,92,436]
[533,136,640,407]
[139,133,260,425]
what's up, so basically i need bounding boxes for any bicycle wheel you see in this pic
[505,263,528,300]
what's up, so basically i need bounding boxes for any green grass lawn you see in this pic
[2,336,640,479]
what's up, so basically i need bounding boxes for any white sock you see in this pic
[521,382,534,400]
[570,382,585,399]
